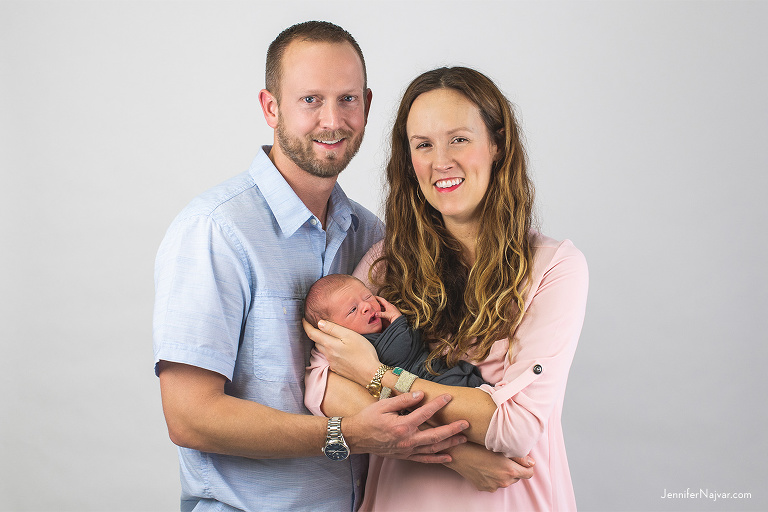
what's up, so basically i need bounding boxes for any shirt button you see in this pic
[310,218,318,226]
[533,364,542,374]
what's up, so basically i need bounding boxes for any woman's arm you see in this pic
[319,369,535,489]
[307,239,589,456]
[305,318,496,445]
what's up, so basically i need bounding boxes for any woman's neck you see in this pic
[443,218,479,267]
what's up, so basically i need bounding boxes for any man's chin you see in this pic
[302,155,352,178]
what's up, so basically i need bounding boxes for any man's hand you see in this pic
[444,442,535,492]
[374,295,401,328]
[343,391,469,463]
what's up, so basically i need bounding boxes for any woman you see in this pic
[305,67,588,511]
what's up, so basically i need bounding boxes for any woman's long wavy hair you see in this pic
[372,67,536,370]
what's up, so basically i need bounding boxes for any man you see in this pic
[153,21,469,511]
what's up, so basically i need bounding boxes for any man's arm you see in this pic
[158,361,468,461]
[321,370,534,489]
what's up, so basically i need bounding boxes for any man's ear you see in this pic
[259,89,279,129]
[363,88,373,123]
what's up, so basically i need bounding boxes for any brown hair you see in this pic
[373,66,536,370]
[304,274,361,328]
[265,21,367,102]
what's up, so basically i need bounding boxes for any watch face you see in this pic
[324,442,349,461]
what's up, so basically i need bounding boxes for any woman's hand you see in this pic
[374,295,401,328]
[444,442,535,492]
[303,318,381,386]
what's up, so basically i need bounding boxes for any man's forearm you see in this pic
[160,361,468,463]
[159,361,328,459]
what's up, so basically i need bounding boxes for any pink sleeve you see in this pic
[352,241,384,290]
[484,239,588,458]
[303,242,385,416]
[304,347,330,416]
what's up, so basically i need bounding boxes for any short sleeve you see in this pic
[484,240,588,458]
[153,215,251,380]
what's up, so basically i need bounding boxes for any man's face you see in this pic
[274,41,369,178]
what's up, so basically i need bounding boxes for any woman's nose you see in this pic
[433,145,453,171]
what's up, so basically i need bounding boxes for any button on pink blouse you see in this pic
[306,233,588,511]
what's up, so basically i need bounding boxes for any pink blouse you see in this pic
[305,233,588,511]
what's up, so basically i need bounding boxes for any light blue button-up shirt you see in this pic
[153,146,383,511]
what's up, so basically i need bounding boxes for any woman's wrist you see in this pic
[380,367,417,395]
[363,363,390,397]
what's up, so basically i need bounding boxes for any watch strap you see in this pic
[366,364,394,398]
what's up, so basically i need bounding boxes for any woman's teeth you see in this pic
[435,178,464,189]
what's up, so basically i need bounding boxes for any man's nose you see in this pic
[319,102,341,130]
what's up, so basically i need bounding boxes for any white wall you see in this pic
[2,1,766,510]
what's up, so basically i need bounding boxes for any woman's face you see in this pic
[406,88,497,230]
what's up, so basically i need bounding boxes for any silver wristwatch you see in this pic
[322,416,350,461]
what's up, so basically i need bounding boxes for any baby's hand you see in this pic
[375,296,402,328]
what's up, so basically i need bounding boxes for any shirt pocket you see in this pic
[248,297,310,383]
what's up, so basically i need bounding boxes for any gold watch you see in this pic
[366,364,394,398]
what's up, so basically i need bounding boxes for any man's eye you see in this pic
[303,97,316,104]
[342,95,356,102]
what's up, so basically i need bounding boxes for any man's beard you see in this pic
[276,120,364,178]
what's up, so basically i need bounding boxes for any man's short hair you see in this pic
[265,20,367,103]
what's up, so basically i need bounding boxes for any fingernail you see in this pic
[443,395,452,403]
[318,320,326,328]
[526,456,535,466]
[461,422,469,430]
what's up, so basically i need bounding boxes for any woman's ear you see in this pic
[494,129,505,161]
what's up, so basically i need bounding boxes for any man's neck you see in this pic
[268,147,337,228]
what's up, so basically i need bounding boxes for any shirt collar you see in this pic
[250,146,359,237]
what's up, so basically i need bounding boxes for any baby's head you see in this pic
[304,274,383,335]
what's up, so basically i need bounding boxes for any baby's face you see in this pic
[328,280,383,335]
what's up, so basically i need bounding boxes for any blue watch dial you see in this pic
[324,443,349,461]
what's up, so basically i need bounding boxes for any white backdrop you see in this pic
[2,1,766,511]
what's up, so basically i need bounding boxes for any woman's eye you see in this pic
[415,142,431,149]
[453,137,468,143]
